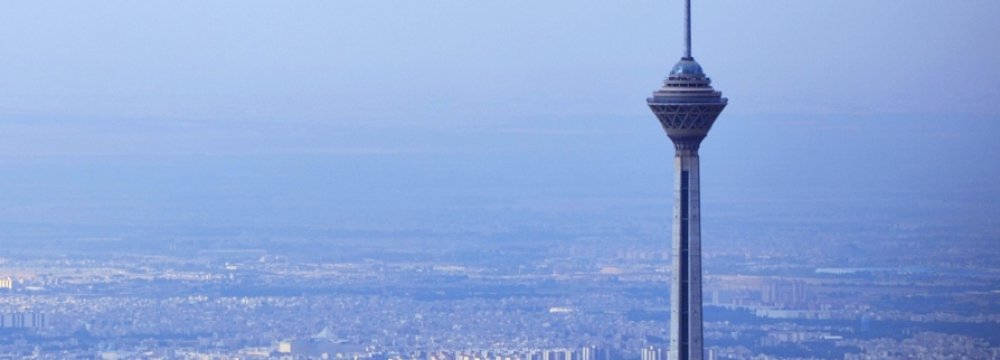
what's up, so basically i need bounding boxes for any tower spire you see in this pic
[684,0,692,59]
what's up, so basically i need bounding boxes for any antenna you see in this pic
[684,0,692,59]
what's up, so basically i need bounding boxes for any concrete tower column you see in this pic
[670,144,703,360]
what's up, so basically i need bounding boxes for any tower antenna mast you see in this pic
[685,0,692,59]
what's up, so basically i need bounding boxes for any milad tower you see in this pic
[646,0,727,358]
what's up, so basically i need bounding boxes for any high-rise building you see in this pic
[0,312,47,329]
[642,346,668,360]
[646,0,728,358]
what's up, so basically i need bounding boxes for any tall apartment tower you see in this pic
[645,0,728,359]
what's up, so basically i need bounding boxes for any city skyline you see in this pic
[0,1,998,359]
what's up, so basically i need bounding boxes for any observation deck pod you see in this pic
[647,58,728,149]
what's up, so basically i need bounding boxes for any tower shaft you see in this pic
[670,147,703,360]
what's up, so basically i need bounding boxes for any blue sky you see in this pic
[1,0,998,127]
[0,1,997,230]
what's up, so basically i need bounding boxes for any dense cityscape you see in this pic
[1,203,997,359]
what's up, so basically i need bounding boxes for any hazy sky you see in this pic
[2,1,998,125]
[0,1,997,229]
